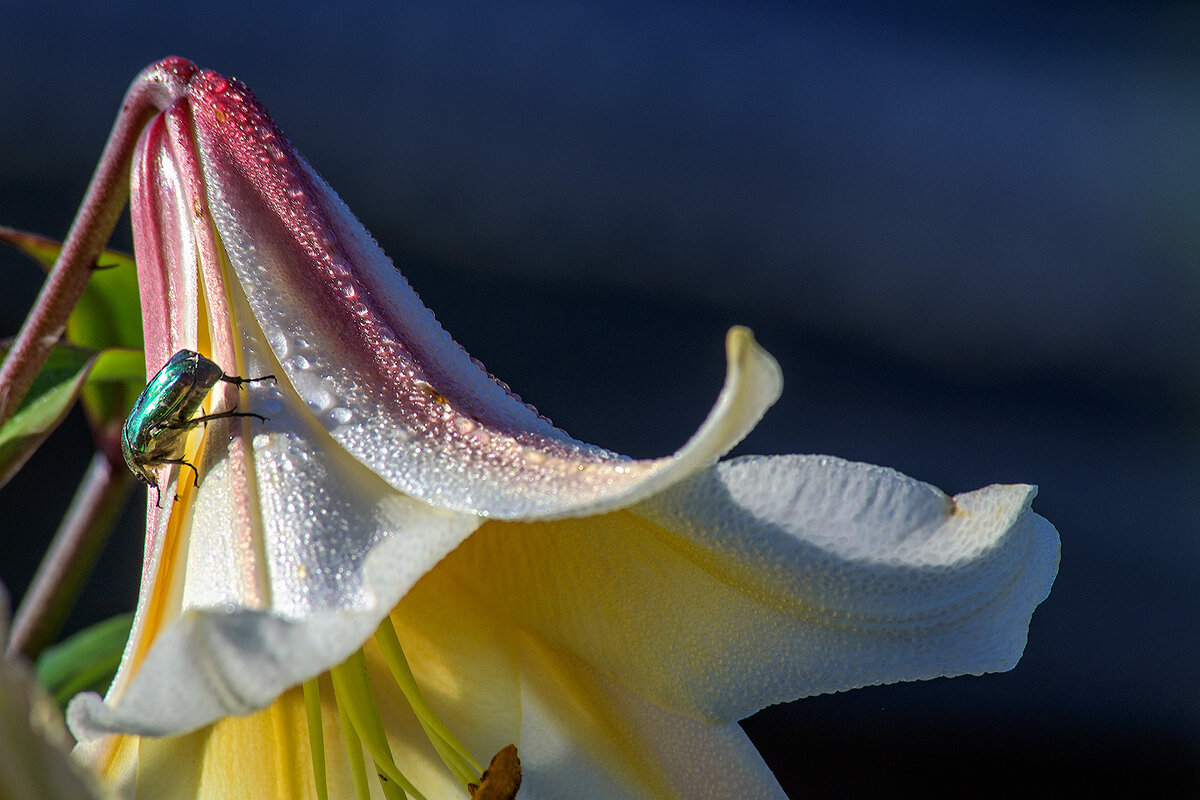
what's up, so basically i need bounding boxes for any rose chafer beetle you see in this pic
[122,349,275,505]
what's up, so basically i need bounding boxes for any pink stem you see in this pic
[0,59,194,426]
[6,450,133,660]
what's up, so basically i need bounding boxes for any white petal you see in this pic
[185,71,782,519]
[515,636,786,800]
[68,349,480,739]
[393,546,786,799]
[633,454,1061,718]
[437,454,1058,726]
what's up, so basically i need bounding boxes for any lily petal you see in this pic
[184,69,782,519]
[433,454,1059,724]
[69,60,783,743]
[391,553,786,798]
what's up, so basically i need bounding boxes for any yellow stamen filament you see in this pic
[375,617,484,783]
[304,623,520,798]
[336,693,372,800]
[329,651,426,800]
[302,678,329,800]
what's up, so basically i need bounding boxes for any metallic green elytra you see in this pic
[121,349,275,505]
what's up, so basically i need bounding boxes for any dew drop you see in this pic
[268,331,289,357]
[307,389,334,413]
[329,407,353,425]
[453,417,477,435]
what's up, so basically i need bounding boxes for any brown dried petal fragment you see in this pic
[467,744,522,800]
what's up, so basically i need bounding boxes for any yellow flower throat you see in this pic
[303,617,520,800]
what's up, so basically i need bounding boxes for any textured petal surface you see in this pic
[185,70,782,519]
[84,533,786,800]
[72,61,785,743]
[68,379,481,738]
[74,98,484,739]
[396,548,785,799]
[512,635,786,800]
[71,293,482,738]
[437,454,1059,724]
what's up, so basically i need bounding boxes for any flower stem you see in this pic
[6,451,133,660]
[0,61,191,428]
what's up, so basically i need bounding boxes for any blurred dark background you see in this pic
[1,1,1196,795]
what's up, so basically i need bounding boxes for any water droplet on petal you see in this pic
[269,331,289,357]
[307,389,334,413]
[523,449,548,465]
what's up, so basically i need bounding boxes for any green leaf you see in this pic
[0,342,98,488]
[86,348,147,385]
[34,613,133,708]
[75,294,144,434]
[0,226,142,352]
[0,227,135,273]
[1,227,145,434]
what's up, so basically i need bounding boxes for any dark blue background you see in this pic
[1,2,1196,794]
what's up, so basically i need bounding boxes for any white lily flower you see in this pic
[68,58,1059,799]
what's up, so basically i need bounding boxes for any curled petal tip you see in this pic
[130,57,198,105]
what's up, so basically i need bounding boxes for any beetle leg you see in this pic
[160,409,268,430]
[219,371,276,389]
[155,457,200,488]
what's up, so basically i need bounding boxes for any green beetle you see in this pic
[122,349,275,505]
